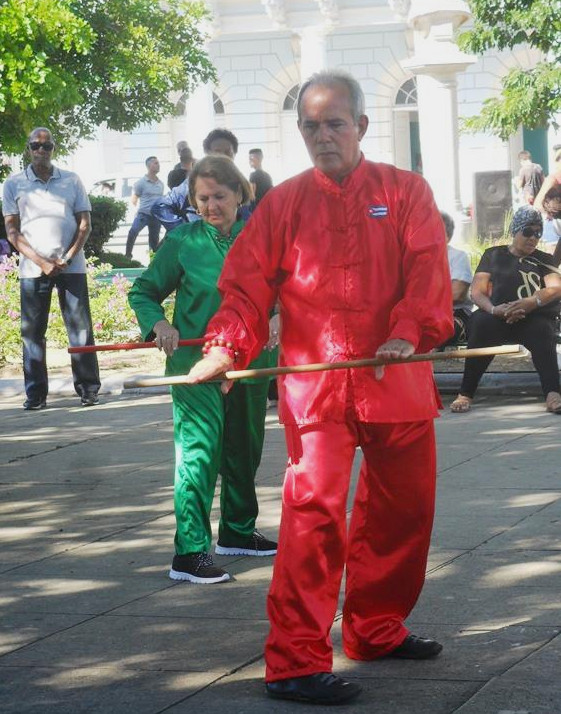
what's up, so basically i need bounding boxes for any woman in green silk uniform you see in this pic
[129,156,277,584]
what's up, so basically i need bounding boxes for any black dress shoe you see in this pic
[81,393,99,407]
[387,634,443,659]
[266,672,362,705]
[23,398,47,410]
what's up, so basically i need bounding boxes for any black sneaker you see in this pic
[266,673,362,704]
[23,398,47,410]
[215,529,277,556]
[81,393,99,407]
[169,552,230,584]
[386,634,443,659]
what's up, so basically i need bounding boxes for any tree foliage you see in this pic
[458,0,561,139]
[0,0,216,160]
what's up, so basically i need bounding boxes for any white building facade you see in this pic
[63,0,559,255]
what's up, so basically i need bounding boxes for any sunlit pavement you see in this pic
[0,385,560,713]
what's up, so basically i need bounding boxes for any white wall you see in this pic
[58,18,543,215]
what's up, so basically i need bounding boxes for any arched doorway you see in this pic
[393,78,422,173]
[279,84,310,180]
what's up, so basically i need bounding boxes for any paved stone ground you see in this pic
[1,354,560,713]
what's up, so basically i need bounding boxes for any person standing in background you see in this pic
[2,127,100,409]
[440,211,473,346]
[248,148,273,207]
[167,146,194,189]
[516,150,544,206]
[125,156,164,258]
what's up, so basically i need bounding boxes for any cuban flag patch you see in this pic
[367,204,388,218]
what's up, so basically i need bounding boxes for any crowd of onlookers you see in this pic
[122,131,273,259]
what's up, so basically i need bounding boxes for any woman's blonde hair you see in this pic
[189,155,252,206]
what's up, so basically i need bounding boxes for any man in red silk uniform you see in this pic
[186,70,453,706]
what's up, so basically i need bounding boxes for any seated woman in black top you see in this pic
[451,206,561,414]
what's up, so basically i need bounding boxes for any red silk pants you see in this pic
[265,419,436,681]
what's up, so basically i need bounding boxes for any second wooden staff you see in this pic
[123,344,524,389]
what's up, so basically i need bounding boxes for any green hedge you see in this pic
[86,196,128,258]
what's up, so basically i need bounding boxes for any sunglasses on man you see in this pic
[521,226,542,239]
[28,141,54,152]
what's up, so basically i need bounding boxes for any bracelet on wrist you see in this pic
[491,306,495,315]
[535,294,543,307]
[202,338,239,363]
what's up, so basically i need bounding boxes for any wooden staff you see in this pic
[123,344,524,389]
[68,338,205,354]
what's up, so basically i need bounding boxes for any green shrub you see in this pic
[0,256,21,366]
[98,251,143,268]
[86,196,127,258]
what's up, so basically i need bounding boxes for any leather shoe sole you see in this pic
[266,672,362,705]
[81,394,99,407]
[387,634,443,660]
[23,399,47,410]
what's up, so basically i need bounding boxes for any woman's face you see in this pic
[511,223,542,256]
[193,176,241,235]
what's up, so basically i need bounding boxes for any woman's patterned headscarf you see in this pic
[510,206,543,236]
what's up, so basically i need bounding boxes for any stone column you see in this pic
[298,26,328,81]
[402,1,475,230]
[415,71,462,211]
[184,83,215,158]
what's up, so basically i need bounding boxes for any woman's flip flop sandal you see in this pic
[450,395,472,413]
[546,392,561,414]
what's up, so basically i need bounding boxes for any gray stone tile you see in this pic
[0,569,172,616]
[0,613,91,655]
[0,395,173,465]
[0,666,217,714]
[454,629,561,713]
[411,554,561,628]
[0,615,269,672]
[113,560,272,619]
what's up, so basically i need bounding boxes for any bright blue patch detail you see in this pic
[367,205,388,218]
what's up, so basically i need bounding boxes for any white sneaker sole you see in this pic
[215,545,277,556]
[169,568,230,584]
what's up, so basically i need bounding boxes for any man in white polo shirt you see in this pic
[2,127,100,410]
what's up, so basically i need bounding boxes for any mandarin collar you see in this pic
[26,165,60,183]
[313,153,367,195]
[205,218,245,242]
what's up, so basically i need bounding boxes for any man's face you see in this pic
[249,152,261,169]
[28,130,55,169]
[298,83,368,183]
[208,138,236,159]
[147,158,160,174]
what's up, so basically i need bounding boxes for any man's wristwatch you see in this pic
[62,253,72,265]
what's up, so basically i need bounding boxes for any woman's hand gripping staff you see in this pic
[185,345,236,394]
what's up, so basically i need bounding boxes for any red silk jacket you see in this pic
[207,157,454,424]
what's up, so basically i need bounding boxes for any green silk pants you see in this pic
[171,378,269,555]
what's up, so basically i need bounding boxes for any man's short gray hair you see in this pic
[297,71,366,123]
[28,127,53,142]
